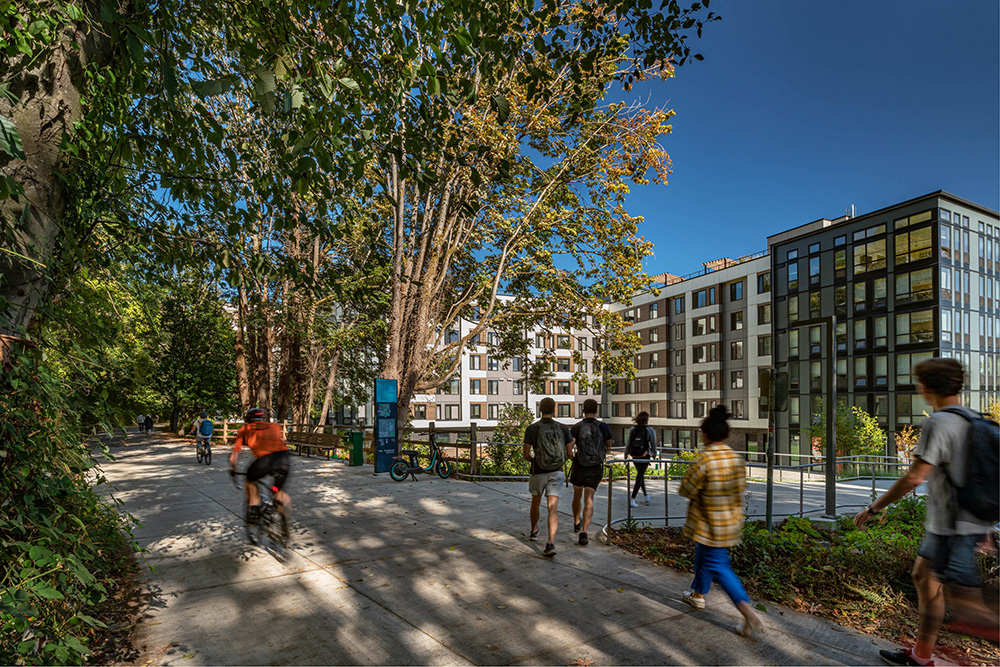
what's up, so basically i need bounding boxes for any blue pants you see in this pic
[691,543,750,605]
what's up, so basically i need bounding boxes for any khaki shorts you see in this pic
[529,470,564,497]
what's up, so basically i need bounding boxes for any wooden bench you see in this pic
[287,430,349,460]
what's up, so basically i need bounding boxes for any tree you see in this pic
[809,405,887,458]
[485,403,535,475]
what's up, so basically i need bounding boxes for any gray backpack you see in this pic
[575,420,605,467]
[534,421,567,471]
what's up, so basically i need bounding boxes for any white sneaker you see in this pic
[629,498,638,508]
[682,590,706,610]
[644,494,652,506]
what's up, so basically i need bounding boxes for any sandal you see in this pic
[736,616,765,637]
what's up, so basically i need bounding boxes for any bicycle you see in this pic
[389,439,452,481]
[196,437,212,465]
[230,469,288,550]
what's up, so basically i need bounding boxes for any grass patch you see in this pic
[612,495,999,666]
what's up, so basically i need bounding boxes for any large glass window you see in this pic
[873,277,887,309]
[854,320,867,350]
[896,268,933,304]
[809,256,820,285]
[941,225,952,260]
[854,239,886,273]
[941,309,952,343]
[834,249,846,279]
[874,355,888,387]
[855,357,867,387]
[836,323,847,353]
[809,291,821,318]
[731,281,744,301]
[731,311,744,331]
[758,303,771,325]
[854,282,866,312]
[788,296,799,323]
[788,262,799,290]
[896,310,934,345]
[896,227,933,265]
[731,371,744,389]
[758,335,772,356]
[758,273,771,293]
[731,341,744,360]
[789,330,799,357]
[896,351,934,385]
[874,316,887,347]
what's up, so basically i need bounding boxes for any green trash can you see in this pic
[349,431,364,466]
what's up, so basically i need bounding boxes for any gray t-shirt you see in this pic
[913,405,994,536]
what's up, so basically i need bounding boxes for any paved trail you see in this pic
[103,433,896,666]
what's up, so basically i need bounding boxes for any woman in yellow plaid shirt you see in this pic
[678,405,765,637]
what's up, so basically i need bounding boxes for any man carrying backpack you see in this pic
[192,411,214,451]
[570,398,613,546]
[855,359,998,666]
[523,397,575,557]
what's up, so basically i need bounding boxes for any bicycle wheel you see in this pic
[435,459,451,479]
[204,446,212,465]
[272,509,289,547]
[389,461,409,482]
[197,446,203,463]
[244,500,260,545]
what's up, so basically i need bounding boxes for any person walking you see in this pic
[144,414,154,434]
[678,405,764,638]
[136,413,145,435]
[570,398,613,546]
[626,411,657,507]
[855,359,998,666]
[522,397,574,557]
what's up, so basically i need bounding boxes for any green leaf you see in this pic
[32,585,64,600]
[491,94,511,124]
[0,114,26,160]
[754,602,767,613]
[191,76,235,98]
[338,77,360,92]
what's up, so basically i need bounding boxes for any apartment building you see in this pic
[605,254,773,453]
[408,310,600,435]
[768,191,1000,459]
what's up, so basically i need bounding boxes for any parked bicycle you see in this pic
[196,437,212,465]
[230,469,288,550]
[389,440,452,481]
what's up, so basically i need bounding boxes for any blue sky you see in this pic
[620,0,1000,276]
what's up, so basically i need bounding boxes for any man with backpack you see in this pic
[522,397,575,557]
[570,398,613,546]
[855,358,999,666]
[192,411,214,451]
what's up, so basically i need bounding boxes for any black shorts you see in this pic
[570,461,603,489]
[246,451,291,490]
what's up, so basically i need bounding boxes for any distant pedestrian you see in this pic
[522,397,574,557]
[626,411,657,507]
[679,405,764,638]
[570,398,613,546]
[136,413,145,434]
[145,414,154,434]
[856,359,998,665]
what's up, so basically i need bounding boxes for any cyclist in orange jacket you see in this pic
[230,408,291,524]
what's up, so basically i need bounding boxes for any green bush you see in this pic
[0,354,136,665]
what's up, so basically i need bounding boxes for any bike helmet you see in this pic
[200,411,208,418]
[245,408,266,422]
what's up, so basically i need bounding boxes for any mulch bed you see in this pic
[613,527,1000,667]
[87,547,148,665]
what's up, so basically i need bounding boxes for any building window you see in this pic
[579,360,588,373]
[809,256,820,285]
[730,341,744,360]
[896,393,932,426]
[512,357,522,372]
[649,352,659,369]
[732,400,745,419]
[834,234,846,246]
[674,323,686,340]
[469,355,481,370]
[471,403,483,419]
[438,379,461,395]
[731,371,744,389]
[674,296,685,314]
[413,404,427,420]
[788,262,799,291]
[758,273,771,293]
[834,249,846,280]
[854,319,867,350]
[674,349,685,366]
[649,302,659,319]
[809,291,821,318]
[731,311,744,331]
[557,381,571,395]
[649,377,660,393]
[624,402,635,418]
[874,355,888,388]
[853,239,886,274]
[789,330,799,357]
[758,335,772,356]
[444,404,460,420]
[896,227,933,265]
[834,285,847,317]
[670,401,686,419]
[693,401,709,418]
[896,310,934,345]
[649,328,660,343]
[809,325,821,355]
[535,334,546,349]
[577,337,589,351]
[693,316,716,336]
[730,281,744,301]
[896,351,934,385]
[854,357,867,388]
[809,242,821,254]
[557,335,571,349]
[488,380,499,395]
[790,397,800,424]
[649,402,659,418]
[674,375,686,392]
[940,225,952,261]
[758,304,771,325]
[854,282,866,312]
[787,249,798,260]
[513,380,523,395]
[694,373,709,391]
[874,316,887,348]
[486,403,498,420]
[470,379,482,394]
[488,356,499,371]
[896,268,933,305]
[558,403,572,418]
[446,329,460,344]
[836,359,848,389]
[557,358,571,372]
[693,344,716,363]
[788,296,799,323]
[836,323,847,352]
[873,277,887,309]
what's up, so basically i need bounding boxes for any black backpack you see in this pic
[628,426,649,458]
[575,420,605,467]
[940,407,999,523]
[534,420,568,471]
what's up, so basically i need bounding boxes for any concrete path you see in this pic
[102,433,897,666]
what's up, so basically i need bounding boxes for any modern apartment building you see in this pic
[768,191,1000,459]
[408,309,600,435]
[604,254,773,453]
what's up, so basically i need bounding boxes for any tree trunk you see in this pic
[0,18,108,364]
[319,347,341,426]
[234,285,251,410]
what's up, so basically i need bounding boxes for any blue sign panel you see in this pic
[373,379,398,474]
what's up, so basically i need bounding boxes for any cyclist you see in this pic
[191,411,213,452]
[229,408,291,529]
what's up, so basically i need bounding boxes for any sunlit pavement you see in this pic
[101,432,899,666]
